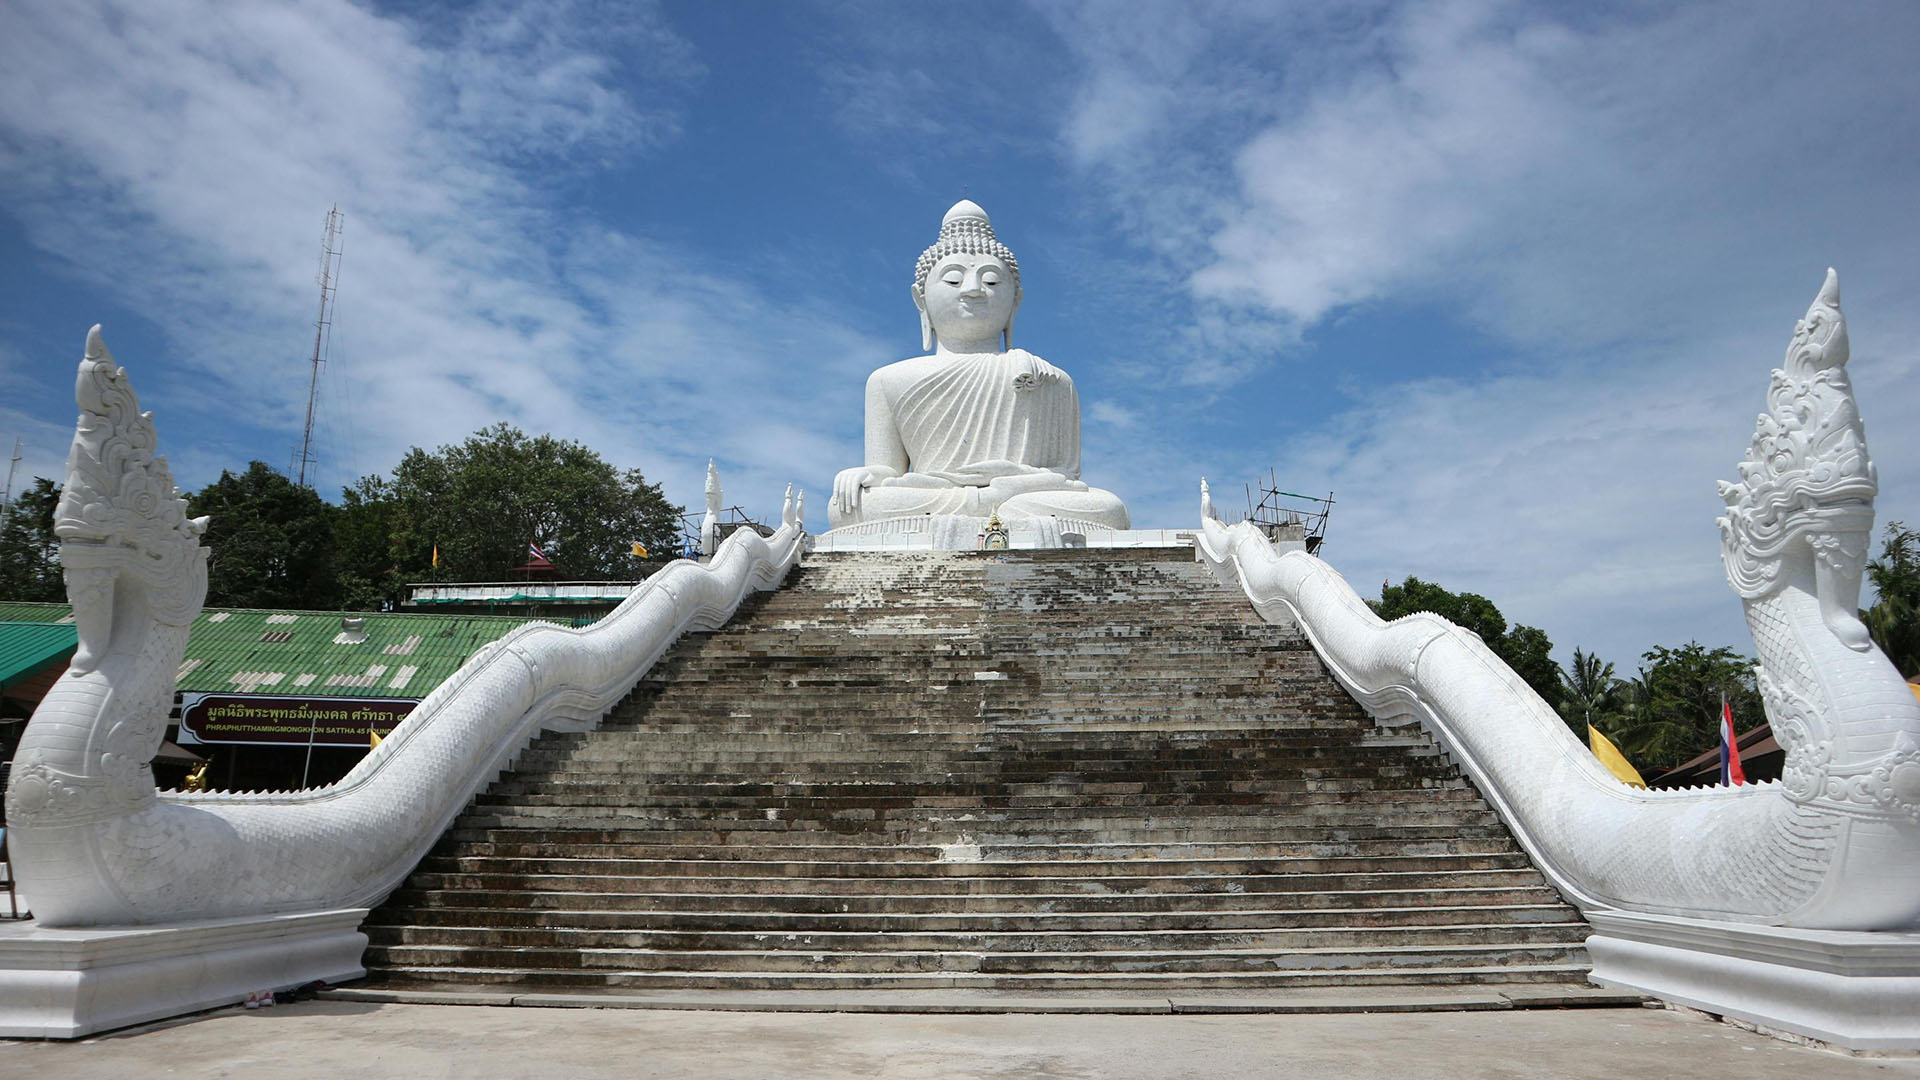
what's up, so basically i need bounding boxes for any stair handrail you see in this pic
[3,327,807,927]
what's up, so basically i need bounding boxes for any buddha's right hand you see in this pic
[833,466,899,515]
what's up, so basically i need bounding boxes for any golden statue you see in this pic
[982,513,1010,551]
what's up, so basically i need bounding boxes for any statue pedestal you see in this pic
[0,909,367,1038]
[811,514,1203,553]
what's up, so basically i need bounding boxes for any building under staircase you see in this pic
[362,547,1589,993]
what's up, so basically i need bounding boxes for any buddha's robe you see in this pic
[847,349,1131,528]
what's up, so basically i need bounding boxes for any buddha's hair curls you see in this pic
[915,213,1020,292]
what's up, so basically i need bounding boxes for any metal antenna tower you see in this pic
[296,205,344,488]
[2,436,22,526]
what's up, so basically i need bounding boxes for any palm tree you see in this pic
[1556,647,1621,736]
[1864,521,1920,678]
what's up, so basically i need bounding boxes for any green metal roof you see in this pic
[0,621,79,691]
[0,602,75,624]
[0,603,544,700]
[177,608,542,699]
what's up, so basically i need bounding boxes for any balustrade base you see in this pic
[1586,909,1920,1052]
[0,908,367,1038]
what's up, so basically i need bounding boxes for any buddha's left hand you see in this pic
[945,459,1047,484]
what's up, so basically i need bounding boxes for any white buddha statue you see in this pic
[828,200,1131,533]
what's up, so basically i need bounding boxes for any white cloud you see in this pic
[1196,5,1579,324]
[1048,0,1920,664]
[1087,400,1138,429]
[0,0,877,528]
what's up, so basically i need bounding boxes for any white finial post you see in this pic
[701,459,721,557]
[795,489,806,530]
[1200,477,1217,522]
[782,483,795,528]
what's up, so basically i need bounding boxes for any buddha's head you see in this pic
[913,200,1022,352]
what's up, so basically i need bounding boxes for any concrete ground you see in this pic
[7,1000,1920,1079]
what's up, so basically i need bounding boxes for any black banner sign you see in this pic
[179,694,416,747]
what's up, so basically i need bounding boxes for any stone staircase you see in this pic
[362,547,1589,993]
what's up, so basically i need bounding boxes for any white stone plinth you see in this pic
[1586,910,1920,1052]
[0,909,368,1038]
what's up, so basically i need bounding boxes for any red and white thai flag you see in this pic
[1719,700,1746,786]
[528,543,551,563]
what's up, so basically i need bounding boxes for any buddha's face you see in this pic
[919,253,1018,349]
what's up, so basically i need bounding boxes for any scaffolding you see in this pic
[1244,469,1333,555]
[678,505,772,557]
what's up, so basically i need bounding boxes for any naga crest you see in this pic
[1716,270,1876,605]
[54,327,209,665]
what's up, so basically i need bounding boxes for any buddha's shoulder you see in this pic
[878,348,1049,370]
[870,349,1064,388]
[868,356,937,392]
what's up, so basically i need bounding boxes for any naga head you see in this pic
[54,327,209,670]
[1716,270,1877,625]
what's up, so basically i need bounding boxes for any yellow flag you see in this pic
[631,542,649,559]
[1909,681,1920,705]
[431,544,440,568]
[369,729,384,750]
[1589,724,1646,788]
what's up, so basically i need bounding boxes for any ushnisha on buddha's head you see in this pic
[912,200,1022,354]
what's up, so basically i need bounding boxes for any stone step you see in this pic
[365,942,1588,975]
[531,729,1428,747]
[408,852,1534,880]
[364,922,1592,954]
[473,779,1468,804]
[503,753,1443,768]
[453,808,1505,835]
[627,716,1403,735]
[366,903,1578,934]
[457,797,1493,827]
[364,963,1591,991]
[489,769,1453,789]
[436,822,1515,849]
[422,838,1521,864]
[432,822,1512,849]
[379,885,1569,915]
[399,867,1551,897]
[533,739,1432,759]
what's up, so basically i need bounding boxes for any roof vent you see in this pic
[337,617,368,645]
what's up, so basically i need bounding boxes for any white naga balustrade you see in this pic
[0,328,804,1034]
[1195,271,1920,1050]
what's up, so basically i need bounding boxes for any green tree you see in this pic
[0,477,64,602]
[363,424,680,583]
[188,462,341,610]
[1500,624,1561,715]
[331,475,414,611]
[1379,577,1506,642]
[1610,642,1763,772]
[1556,646,1623,738]
[1863,520,1919,678]
[1377,576,1561,706]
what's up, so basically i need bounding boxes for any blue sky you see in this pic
[2,0,1917,673]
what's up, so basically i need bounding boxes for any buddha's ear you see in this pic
[1004,285,1022,351]
[912,282,933,352]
